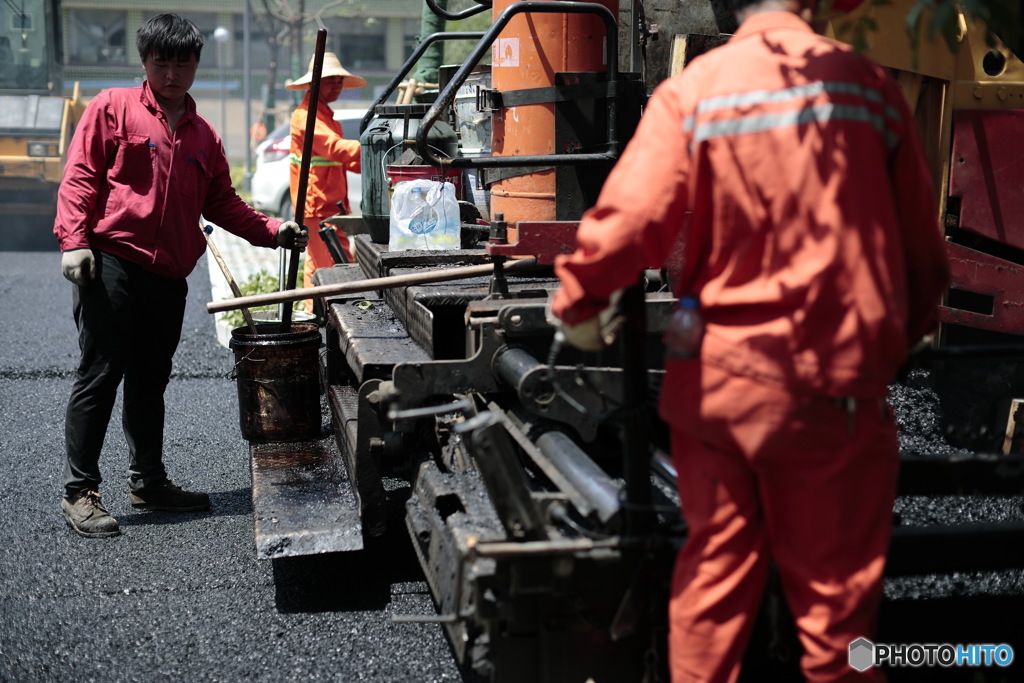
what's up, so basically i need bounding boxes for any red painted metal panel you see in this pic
[948,109,1024,250]
[486,221,579,264]
[940,241,1024,334]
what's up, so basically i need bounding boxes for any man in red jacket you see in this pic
[54,14,307,539]
[287,53,364,290]
[550,0,950,680]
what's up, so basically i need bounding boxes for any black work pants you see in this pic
[63,250,187,496]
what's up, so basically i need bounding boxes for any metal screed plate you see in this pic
[250,438,363,559]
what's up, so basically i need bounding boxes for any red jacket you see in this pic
[54,82,281,279]
[553,12,950,400]
[289,95,362,219]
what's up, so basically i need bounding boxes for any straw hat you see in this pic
[286,52,367,91]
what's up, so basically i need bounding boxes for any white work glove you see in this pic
[547,290,625,352]
[61,248,96,287]
[276,221,309,251]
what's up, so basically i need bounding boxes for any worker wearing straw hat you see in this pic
[287,53,366,298]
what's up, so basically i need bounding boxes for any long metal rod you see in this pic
[468,537,628,559]
[281,28,327,332]
[207,257,540,314]
[442,152,618,168]
[536,431,623,524]
[390,613,460,624]
[416,1,620,170]
[243,0,252,193]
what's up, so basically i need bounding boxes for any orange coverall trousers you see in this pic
[666,363,898,682]
[300,216,352,313]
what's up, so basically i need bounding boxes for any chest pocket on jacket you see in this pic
[111,133,155,192]
[179,154,208,200]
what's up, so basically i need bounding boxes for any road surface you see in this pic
[0,247,463,682]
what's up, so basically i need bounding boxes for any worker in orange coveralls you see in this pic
[549,0,950,680]
[287,52,365,294]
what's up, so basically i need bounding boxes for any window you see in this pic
[68,10,127,65]
[403,18,419,61]
[11,12,32,31]
[330,16,385,71]
[141,12,224,66]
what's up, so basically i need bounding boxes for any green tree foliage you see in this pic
[442,0,492,67]
[826,0,1021,67]
[903,0,1022,55]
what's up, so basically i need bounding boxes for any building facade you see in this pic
[61,0,422,109]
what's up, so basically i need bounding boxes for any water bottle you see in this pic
[663,296,703,360]
[407,186,438,235]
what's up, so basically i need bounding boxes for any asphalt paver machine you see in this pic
[213,1,1024,680]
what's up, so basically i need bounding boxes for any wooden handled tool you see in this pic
[203,224,257,334]
[281,27,328,332]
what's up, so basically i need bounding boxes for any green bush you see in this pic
[221,269,304,330]
[229,163,252,204]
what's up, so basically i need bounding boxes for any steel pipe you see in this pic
[535,430,622,524]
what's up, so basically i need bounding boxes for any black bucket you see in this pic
[230,323,321,442]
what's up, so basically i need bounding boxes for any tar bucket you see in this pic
[230,323,321,442]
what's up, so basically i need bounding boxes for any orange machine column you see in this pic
[490,0,617,228]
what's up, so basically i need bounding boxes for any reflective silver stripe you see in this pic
[681,80,901,147]
[696,81,884,113]
[690,103,900,149]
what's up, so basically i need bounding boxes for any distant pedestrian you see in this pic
[550,0,950,679]
[287,52,365,296]
[53,13,308,538]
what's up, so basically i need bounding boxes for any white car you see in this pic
[250,107,365,220]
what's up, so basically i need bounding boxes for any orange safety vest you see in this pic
[289,94,361,219]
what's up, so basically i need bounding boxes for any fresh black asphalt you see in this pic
[0,251,462,682]
[5,246,1024,682]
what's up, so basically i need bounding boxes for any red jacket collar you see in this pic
[140,81,197,119]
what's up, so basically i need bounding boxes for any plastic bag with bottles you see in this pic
[388,179,459,251]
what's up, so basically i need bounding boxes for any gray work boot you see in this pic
[62,489,121,538]
[129,480,210,512]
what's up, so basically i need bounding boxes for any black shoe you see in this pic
[129,480,210,512]
[62,489,121,538]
